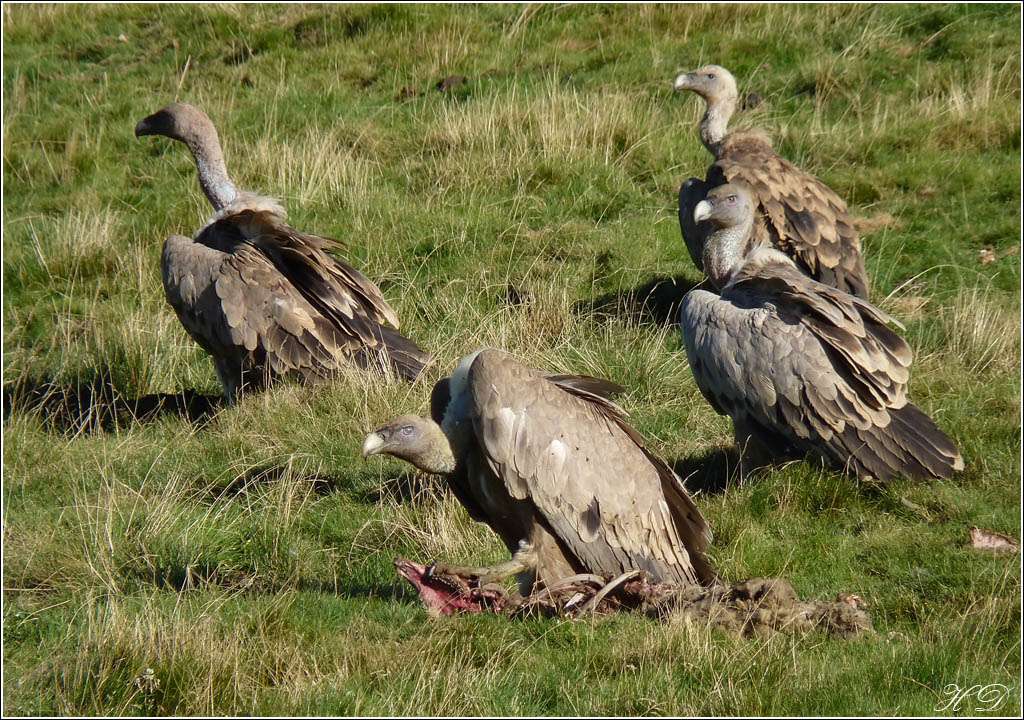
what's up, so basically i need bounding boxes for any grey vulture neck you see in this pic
[191,135,237,211]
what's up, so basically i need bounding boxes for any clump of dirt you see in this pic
[436,75,467,92]
[741,91,764,110]
[852,211,901,234]
[394,558,872,637]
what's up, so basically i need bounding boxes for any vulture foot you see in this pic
[425,541,537,586]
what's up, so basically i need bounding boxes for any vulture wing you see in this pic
[708,133,869,298]
[466,350,713,585]
[679,256,962,480]
[226,209,400,330]
[163,233,362,384]
[196,209,428,381]
[545,373,625,402]
[678,177,711,271]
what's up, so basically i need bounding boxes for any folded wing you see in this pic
[466,350,714,585]
[707,132,869,298]
[679,259,961,480]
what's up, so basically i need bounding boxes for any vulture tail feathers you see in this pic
[832,402,962,481]
[352,324,431,382]
[647,452,717,585]
[886,403,964,478]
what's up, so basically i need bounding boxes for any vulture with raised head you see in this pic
[674,65,870,299]
[362,349,715,593]
[135,103,429,403]
[679,183,963,481]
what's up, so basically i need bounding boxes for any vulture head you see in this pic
[694,183,759,288]
[673,64,738,105]
[362,414,457,475]
[693,183,755,228]
[674,64,739,154]
[135,102,219,147]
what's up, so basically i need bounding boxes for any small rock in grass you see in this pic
[969,526,1018,553]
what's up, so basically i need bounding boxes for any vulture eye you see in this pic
[726,195,738,203]
[398,425,416,438]
[707,73,716,80]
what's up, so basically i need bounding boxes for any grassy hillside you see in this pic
[3,3,1020,715]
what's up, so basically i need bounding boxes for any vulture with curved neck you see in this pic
[679,183,962,481]
[362,349,715,594]
[675,65,870,299]
[135,103,429,402]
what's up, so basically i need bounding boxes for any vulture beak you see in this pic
[693,200,713,223]
[134,108,171,139]
[361,431,386,458]
[673,72,693,92]
[134,117,156,138]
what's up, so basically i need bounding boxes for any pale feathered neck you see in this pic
[700,95,738,157]
[440,349,483,437]
[198,192,287,234]
[725,247,797,291]
[703,215,756,289]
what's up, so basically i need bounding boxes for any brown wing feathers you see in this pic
[707,133,870,299]
[216,209,428,382]
[468,351,713,586]
[729,267,961,480]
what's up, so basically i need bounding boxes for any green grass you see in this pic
[2,3,1020,715]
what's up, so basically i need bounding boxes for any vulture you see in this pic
[674,65,870,299]
[678,183,963,481]
[135,103,429,403]
[362,349,715,593]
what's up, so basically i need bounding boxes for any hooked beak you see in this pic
[693,200,713,223]
[361,431,386,458]
[134,109,170,139]
[134,117,155,138]
[673,72,693,92]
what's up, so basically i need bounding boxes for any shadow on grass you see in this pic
[672,446,743,496]
[353,471,448,505]
[574,274,702,326]
[2,372,222,435]
[206,464,343,501]
[296,577,414,603]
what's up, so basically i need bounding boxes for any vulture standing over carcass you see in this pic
[674,65,870,299]
[135,103,429,403]
[678,183,963,480]
[362,349,715,594]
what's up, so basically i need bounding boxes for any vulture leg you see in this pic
[428,541,537,585]
[213,357,272,406]
[213,356,243,406]
[732,418,781,477]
